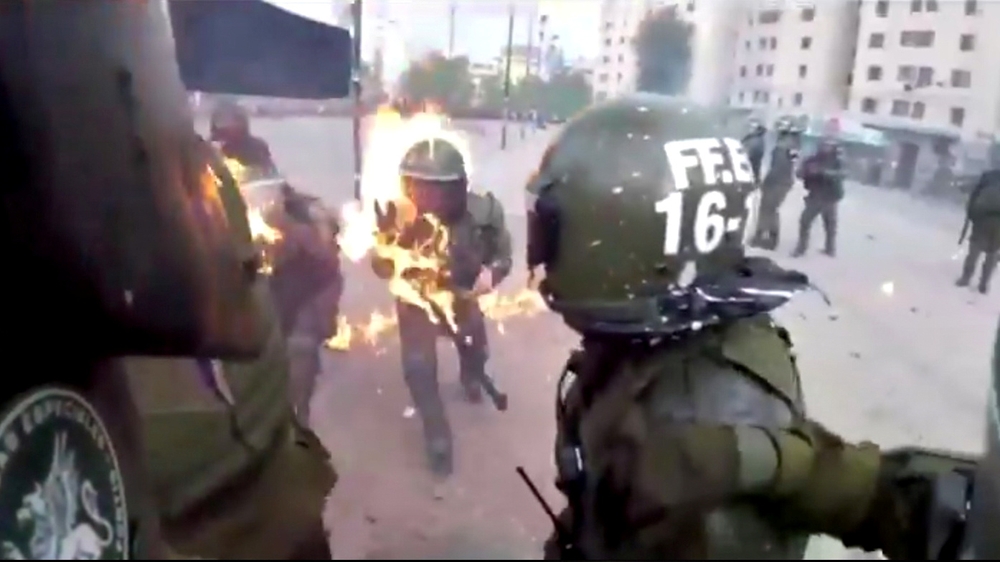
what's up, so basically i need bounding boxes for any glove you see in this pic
[843,447,976,560]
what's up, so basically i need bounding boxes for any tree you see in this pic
[541,70,592,119]
[511,75,546,113]
[633,6,694,95]
[478,74,505,109]
[398,53,475,110]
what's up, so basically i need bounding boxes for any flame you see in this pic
[215,157,284,273]
[328,104,546,351]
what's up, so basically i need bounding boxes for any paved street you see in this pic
[242,117,996,559]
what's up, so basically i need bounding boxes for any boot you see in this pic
[791,243,807,258]
[956,277,971,287]
[980,254,996,295]
[821,246,836,257]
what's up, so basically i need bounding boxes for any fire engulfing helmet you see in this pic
[522,94,815,336]
[0,0,265,357]
[399,138,469,222]
[210,99,250,141]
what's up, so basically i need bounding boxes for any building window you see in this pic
[758,9,782,24]
[738,91,745,102]
[869,33,885,48]
[745,40,751,50]
[758,37,767,49]
[766,64,774,77]
[617,72,623,82]
[951,107,966,126]
[801,7,815,21]
[861,97,878,113]
[598,73,608,84]
[910,0,922,13]
[619,37,626,44]
[740,65,747,77]
[965,0,977,16]
[911,101,925,119]
[603,38,612,46]
[769,37,777,49]
[891,100,911,116]
[604,21,613,30]
[686,1,695,12]
[926,0,938,11]
[792,93,803,106]
[798,64,808,78]
[756,64,763,76]
[867,65,883,81]
[800,36,812,49]
[876,0,889,17]
[618,54,625,62]
[761,91,770,103]
[960,34,976,51]
[898,65,915,82]
[916,66,934,87]
[951,69,972,88]
[900,30,935,48]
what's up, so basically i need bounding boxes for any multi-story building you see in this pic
[846,0,1000,188]
[593,0,744,105]
[729,1,859,119]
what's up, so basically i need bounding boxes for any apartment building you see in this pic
[593,0,744,105]
[729,1,859,119]
[848,0,1000,139]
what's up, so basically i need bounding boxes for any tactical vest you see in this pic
[557,315,809,559]
[127,270,293,521]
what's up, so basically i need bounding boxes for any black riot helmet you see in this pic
[400,138,469,222]
[964,317,1000,558]
[210,99,250,142]
[0,1,264,357]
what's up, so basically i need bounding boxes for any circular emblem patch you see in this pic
[0,387,129,559]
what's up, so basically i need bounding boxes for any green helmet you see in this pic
[526,94,761,334]
[400,138,468,182]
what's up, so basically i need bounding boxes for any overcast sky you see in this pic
[268,0,601,63]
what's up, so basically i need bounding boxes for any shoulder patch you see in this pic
[0,387,130,559]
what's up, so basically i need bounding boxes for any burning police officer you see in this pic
[372,138,512,477]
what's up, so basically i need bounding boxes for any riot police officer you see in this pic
[525,94,989,560]
[750,118,801,250]
[0,2,269,558]
[956,153,1000,294]
[792,138,845,257]
[372,138,512,477]
[210,100,277,171]
[742,118,767,183]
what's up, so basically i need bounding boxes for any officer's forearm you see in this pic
[489,232,513,284]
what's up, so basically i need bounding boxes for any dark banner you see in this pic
[170,0,352,99]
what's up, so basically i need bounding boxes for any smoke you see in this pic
[633,6,694,96]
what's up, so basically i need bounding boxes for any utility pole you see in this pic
[448,2,456,58]
[351,0,364,200]
[501,4,515,150]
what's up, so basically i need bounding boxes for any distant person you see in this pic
[792,138,845,258]
[957,158,1000,295]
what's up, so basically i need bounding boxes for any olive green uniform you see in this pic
[525,95,980,560]
[128,146,336,559]
[373,189,512,476]
[957,170,1000,294]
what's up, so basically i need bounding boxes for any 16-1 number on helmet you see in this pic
[655,137,757,255]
